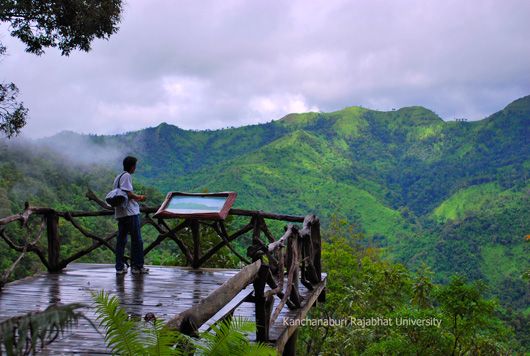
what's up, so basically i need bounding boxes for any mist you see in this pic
[34,131,125,169]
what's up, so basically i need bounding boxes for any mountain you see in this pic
[26,95,530,309]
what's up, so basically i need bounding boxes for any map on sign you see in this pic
[166,196,227,214]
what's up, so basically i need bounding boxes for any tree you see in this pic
[435,276,512,355]
[0,43,28,138]
[0,0,123,137]
[299,219,516,355]
[411,263,434,309]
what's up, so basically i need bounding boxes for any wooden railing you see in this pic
[248,214,326,346]
[0,190,326,351]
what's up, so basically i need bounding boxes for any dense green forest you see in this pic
[0,95,528,352]
[300,220,527,354]
[38,95,529,306]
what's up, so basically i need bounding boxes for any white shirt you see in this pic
[113,171,140,218]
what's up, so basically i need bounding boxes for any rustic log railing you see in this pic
[0,190,326,354]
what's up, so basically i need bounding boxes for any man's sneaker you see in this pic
[131,267,149,275]
[116,268,127,275]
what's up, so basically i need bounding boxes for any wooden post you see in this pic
[46,212,61,272]
[252,214,261,244]
[275,280,326,355]
[190,219,200,268]
[283,329,298,356]
[286,228,301,308]
[311,217,325,302]
[254,264,273,342]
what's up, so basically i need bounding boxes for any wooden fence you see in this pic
[0,190,326,352]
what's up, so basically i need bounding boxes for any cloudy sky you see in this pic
[1,0,529,138]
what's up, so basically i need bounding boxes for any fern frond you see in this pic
[143,318,185,356]
[197,319,245,355]
[244,342,276,356]
[92,290,145,356]
[195,317,275,356]
[0,303,87,355]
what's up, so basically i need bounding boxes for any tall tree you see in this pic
[0,0,123,137]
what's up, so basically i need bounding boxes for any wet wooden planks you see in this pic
[0,263,238,354]
[0,263,326,354]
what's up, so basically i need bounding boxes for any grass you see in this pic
[433,183,502,222]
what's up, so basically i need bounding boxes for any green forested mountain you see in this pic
[33,96,529,311]
[1,95,529,351]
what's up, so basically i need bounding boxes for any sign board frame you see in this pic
[153,192,237,220]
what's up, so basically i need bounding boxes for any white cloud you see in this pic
[1,0,529,137]
[248,94,319,120]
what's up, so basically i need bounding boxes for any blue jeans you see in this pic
[115,214,144,270]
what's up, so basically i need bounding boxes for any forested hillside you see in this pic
[1,96,528,351]
[37,95,529,310]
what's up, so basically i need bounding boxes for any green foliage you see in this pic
[142,318,188,356]
[411,264,434,309]
[0,81,27,138]
[75,97,528,302]
[0,0,123,56]
[432,183,504,222]
[195,318,274,356]
[0,142,122,281]
[415,188,530,308]
[92,290,274,356]
[0,141,181,281]
[0,303,87,355]
[0,0,122,137]
[1,95,529,349]
[92,290,147,355]
[299,224,518,354]
[435,276,512,355]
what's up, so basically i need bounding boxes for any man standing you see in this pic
[113,156,149,275]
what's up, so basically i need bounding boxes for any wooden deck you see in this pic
[0,263,325,354]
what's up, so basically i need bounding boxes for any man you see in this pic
[113,156,149,275]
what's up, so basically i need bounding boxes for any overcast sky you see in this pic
[1,0,529,138]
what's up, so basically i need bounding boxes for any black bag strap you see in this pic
[115,172,127,189]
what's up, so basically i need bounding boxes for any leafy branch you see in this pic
[0,303,88,355]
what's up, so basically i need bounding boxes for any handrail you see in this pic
[166,260,262,334]
[0,191,326,345]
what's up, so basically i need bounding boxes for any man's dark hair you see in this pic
[123,156,138,172]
